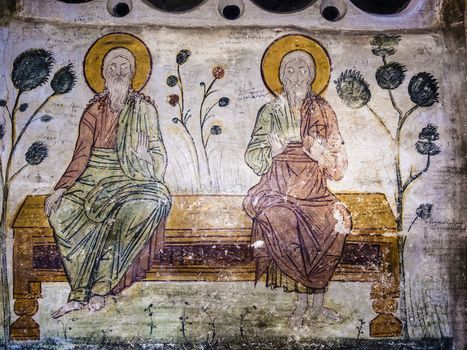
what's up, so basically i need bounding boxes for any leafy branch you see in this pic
[166,51,230,191]
[335,34,440,339]
[0,48,76,345]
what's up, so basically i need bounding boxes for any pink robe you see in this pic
[243,95,352,292]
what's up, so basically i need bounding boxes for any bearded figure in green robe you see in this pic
[46,48,171,318]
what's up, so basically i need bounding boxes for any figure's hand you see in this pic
[45,188,67,216]
[131,132,153,164]
[303,133,330,165]
[268,132,287,157]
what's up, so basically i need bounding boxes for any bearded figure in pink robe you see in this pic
[243,50,352,327]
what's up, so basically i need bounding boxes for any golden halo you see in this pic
[261,34,331,96]
[83,32,152,93]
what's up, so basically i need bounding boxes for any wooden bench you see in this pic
[10,193,402,340]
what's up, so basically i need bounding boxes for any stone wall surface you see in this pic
[0,0,465,348]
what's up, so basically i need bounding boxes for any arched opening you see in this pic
[57,0,94,2]
[250,0,316,13]
[143,0,206,12]
[350,0,412,14]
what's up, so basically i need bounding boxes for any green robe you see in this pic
[49,94,171,302]
[245,94,302,176]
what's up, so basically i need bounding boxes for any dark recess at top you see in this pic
[143,0,206,12]
[350,0,412,14]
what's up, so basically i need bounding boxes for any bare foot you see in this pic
[87,295,106,313]
[51,301,85,319]
[288,306,307,328]
[306,306,342,322]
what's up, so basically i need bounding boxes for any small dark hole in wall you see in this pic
[223,5,241,20]
[112,2,130,17]
[322,6,340,21]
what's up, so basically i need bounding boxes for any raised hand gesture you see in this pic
[131,131,153,164]
[268,132,287,157]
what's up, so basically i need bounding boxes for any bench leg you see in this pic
[369,277,402,337]
[10,282,41,340]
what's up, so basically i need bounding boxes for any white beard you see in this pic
[284,81,311,110]
[105,75,131,113]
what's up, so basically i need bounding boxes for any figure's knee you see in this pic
[261,205,296,225]
[331,203,352,235]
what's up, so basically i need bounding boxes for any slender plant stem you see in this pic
[178,121,201,184]
[201,101,218,132]
[0,152,8,346]
[0,89,22,347]
[402,153,431,193]
[395,128,403,230]
[8,164,28,185]
[1,184,10,346]
[175,65,201,186]
[176,65,185,123]
[366,105,393,138]
[0,93,55,345]
[4,106,12,120]
[407,216,418,232]
[199,79,217,185]
[399,105,419,131]
[177,102,183,123]
[10,90,22,143]
[388,90,403,117]
[204,133,212,149]
[386,79,410,338]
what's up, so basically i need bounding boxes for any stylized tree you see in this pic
[166,50,230,190]
[0,49,76,344]
[335,34,440,337]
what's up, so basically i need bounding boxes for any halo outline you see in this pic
[261,34,331,96]
[83,32,152,93]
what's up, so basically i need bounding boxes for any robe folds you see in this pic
[49,92,171,303]
[243,93,352,293]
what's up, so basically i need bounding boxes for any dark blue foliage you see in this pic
[166,75,179,87]
[51,64,77,94]
[416,203,433,220]
[40,115,53,122]
[415,141,441,156]
[19,103,28,112]
[375,62,407,90]
[408,72,439,107]
[12,49,54,92]
[0,99,6,107]
[419,124,439,141]
[176,50,191,65]
[218,97,230,107]
[210,125,222,135]
[25,141,48,165]
[370,34,401,57]
[334,70,371,109]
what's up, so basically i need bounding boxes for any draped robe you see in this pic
[243,93,351,293]
[49,92,171,302]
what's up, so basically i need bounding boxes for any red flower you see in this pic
[212,66,225,79]
[167,94,179,107]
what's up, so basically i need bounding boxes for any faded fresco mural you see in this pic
[0,0,465,349]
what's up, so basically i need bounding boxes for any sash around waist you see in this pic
[88,147,120,169]
[273,142,315,163]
